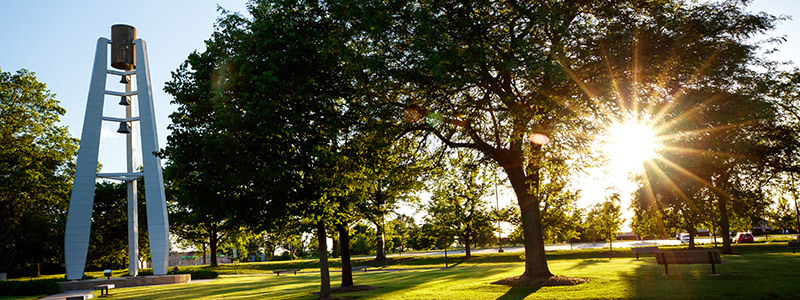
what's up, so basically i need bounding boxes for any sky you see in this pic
[1,0,799,231]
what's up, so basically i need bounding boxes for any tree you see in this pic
[85,181,131,270]
[164,2,365,297]
[0,67,78,276]
[770,197,798,233]
[408,223,437,251]
[585,195,623,254]
[387,214,415,254]
[335,0,786,278]
[426,150,494,259]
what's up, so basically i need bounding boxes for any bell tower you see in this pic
[64,25,170,280]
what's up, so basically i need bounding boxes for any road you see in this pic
[383,235,795,258]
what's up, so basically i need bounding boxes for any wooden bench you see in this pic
[273,269,300,276]
[788,241,800,254]
[631,246,659,259]
[95,284,115,297]
[655,250,723,275]
[352,266,369,272]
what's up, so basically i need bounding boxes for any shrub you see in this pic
[0,279,61,296]
[123,267,217,279]
[184,269,218,279]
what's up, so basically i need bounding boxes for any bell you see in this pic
[117,122,131,134]
[119,95,130,106]
[120,75,129,84]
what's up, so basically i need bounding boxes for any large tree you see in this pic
[164,1,369,297]
[0,68,78,276]
[338,0,785,277]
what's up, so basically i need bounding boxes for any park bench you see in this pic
[95,284,115,297]
[352,266,369,272]
[655,250,723,275]
[788,241,800,254]
[631,246,659,259]
[273,269,300,276]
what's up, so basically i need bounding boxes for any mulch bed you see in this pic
[491,275,589,287]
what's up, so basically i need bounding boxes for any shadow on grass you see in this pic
[566,259,608,270]
[625,244,800,300]
[496,286,542,300]
[341,263,513,298]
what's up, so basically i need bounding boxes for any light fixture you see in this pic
[119,95,130,106]
[120,75,129,84]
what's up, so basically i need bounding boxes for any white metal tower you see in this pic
[64,25,169,280]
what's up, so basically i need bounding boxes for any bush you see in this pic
[184,269,218,279]
[135,267,218,279]
[0,279,61,296]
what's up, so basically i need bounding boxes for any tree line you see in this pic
[4,1,800,299]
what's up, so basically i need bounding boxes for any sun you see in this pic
[604,120,658,177]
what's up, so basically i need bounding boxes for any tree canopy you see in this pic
[0,67,78,276]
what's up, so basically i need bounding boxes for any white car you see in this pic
[678,233,691,243]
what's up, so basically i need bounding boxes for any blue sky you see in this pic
[1,0,798,225]
[1,0,248,173]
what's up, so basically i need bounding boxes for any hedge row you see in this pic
[137,268,219,279]
[0,279,61,296]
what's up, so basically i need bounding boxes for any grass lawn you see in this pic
[11,242,800,299]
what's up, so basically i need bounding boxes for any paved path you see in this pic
[39,290,94,300]
[382,235,794,258]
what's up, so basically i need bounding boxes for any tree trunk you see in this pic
[709,185,733,254]
[503,161,552,278]
[202,243,207,265]
[717,195,733,254]
[317,220,330,299]
[209,225,218,267]
[609,240,613,254]
[464,230,472,259]
[688,227,697,250]
[374,220,386,263]
[332,230,339,259]
[338,223,353,287]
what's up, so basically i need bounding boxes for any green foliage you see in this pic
[349,223,376,256]
[407,223,437,251]
[0,225,16,273]
[0,279,61,296]
[0,67,78,276]
[584,195,623,249]
[769,197,799,232]
[163,268,219,280]
[137,267,219,279]
[425,151,494,256]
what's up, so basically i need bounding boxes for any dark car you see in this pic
[733,232,755,243]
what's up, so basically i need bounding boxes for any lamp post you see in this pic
[793,174,800,239]
[495,169,504,253]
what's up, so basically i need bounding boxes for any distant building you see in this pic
[615,232,639,240]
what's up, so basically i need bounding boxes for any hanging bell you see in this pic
[117,122,131,134]
[119,95,130,106]
[120,75,129,84]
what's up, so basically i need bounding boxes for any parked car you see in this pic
[733,232,755,243]
[678,233,691,243]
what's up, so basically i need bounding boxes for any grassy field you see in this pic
[10,242,800,299]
